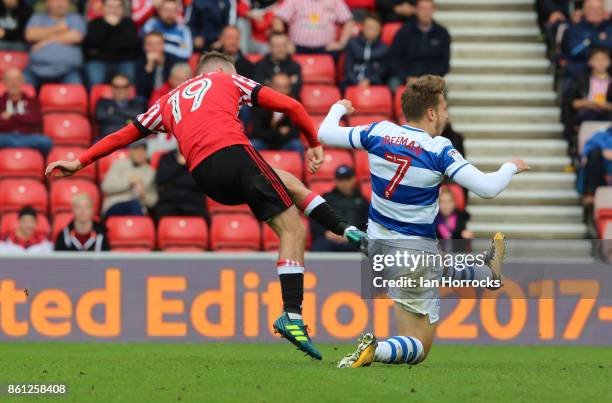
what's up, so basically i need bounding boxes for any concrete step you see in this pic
[468,189,580,206]
[452,122,563,139]
[506,172,576,191]
[464,139,567,157]
[451,58,550,74]
[448,27,541,42]
[446,74,553,92]
[449,90,557,106]
[437,0,533,12]
[467,205,583,224]
[469,155,570,171]
[450,106,560,124]
[467,222,587,239]
[451,43,547,59]
[437,11,537,28]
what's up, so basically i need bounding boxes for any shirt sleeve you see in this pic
[135,100,163,133]
[438,143,470,178]
[231,74,263,107]
[274,0,295,22]
[334,0,353,23]
[69,14,86,34]
[317,104,379,151]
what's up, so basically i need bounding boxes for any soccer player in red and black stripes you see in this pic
[45,52,365,360]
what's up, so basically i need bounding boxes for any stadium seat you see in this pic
[106,216,155,251]
[360,181,372,203]
[0,51,29,75]
[441,183,466,212]
[0,82,36,98]
[306,149,354,183]
[43,114,92,146]
[300,85,341,115]
[0,148,44,180]
[345,85,392,116]
[50,179,100,215]
[89,84,136,116]
[150,150,168,169]
[260,150,303,180]
[578,121,611,155]
[308,180,335,196]
[207,199,251,215]
[394,85,406,120]
[594,186,612,223]
[354,150,370,182]
[244,53,264,64]
[50,212,73,242]
[188,52,201,72]
[210,214,261,251]
[0,179,48,214]
[97,149,129,182]
[347,114,390,127]
[39,84,88,114]
[158,216,208,251]
[0,211,50,239]
[381,22,402,46]
[293,54,336,84]
[47,147,96,182]
[263,218,311,251]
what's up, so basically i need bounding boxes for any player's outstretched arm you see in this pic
[452,158,529,199]
[45,123,148,178]
[317,100,357,149]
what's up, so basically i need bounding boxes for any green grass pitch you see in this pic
[0,343,610,402]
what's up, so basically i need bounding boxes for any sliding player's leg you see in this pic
[274,168,366,246]
[266,206,322,360]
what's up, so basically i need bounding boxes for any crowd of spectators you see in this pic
[0,0,465,252]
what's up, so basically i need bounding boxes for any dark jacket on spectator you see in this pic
[376,0,416,24]
[0,94,42,133]
[213,46,254,78]
[253,54,302,98]
[134,57,173,100]
[310,187,369,241]
[389,19,450,80]
[54,220,110,252]
[251,107,300,148]
[536,0,570,29]
[0,0,31,44]
[187,0,230,48]
[154,150,207,220]
[562,19,612,78]
[95,98,147,138]
[84,17,141,62]
[344,35,389,86]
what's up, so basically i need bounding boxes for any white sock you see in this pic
[374,336,424,364]
[287,312,303,320]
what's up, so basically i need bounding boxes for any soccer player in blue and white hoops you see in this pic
[317,75,530,368]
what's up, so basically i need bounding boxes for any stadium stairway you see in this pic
[436,0,589,246]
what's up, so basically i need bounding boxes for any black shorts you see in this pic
[191,145,293,221]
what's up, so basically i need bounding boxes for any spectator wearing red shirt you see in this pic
[272,0,354,55]
[0,206,53,254]
[0,68,52,155]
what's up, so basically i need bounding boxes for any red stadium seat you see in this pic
[97,149,129,182]
[260,150,303,180]
[150,150,168,169]
[50,212,73,242]
[106,216,155,251]
[50,179,100,215]
[245,53,264,64]
[381,22,402,46]
[308,180,335,196]
[345,0,375,10]
[207,199,251,215]
[188,52,202,73]
[39,84,88,114]
[354,150,370,182]
[0,51,29,75]
[0,148,44,180]
[47,147,96,182]
[43,114,92,146]
[294,54,336,84]
[158,216,208,251]
[210,214,261,251]
[263,218,311,251]
[360,181,372,203]
[89,84,136,116]
[0,82,36,98]
[0,179,48,214]
[300,85,341,115]
[394,85,406,120]
[345,85,392,116]
[0,211,50,239]
[594,186,612,223]
[441,183,466,212]
[306,149,354,183]
[347,114,390,127]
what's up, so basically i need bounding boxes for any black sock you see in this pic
[309,202,349,236]
[279,273,304,314]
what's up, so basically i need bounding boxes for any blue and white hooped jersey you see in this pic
[347,121,470,240]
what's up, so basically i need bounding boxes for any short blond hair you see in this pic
[72,193,93,207]
[401,75,446,121]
